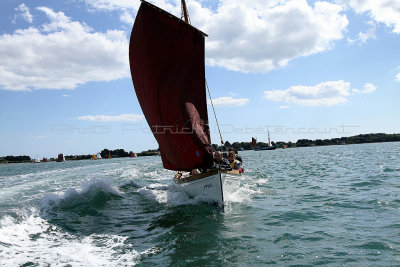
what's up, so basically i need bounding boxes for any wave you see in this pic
[40,179,122,220]
[0,210,146,266]
[119,179,143,190]
[136,182,199,206]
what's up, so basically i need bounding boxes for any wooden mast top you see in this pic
[181,0,190,24]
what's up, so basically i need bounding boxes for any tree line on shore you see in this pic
[1,133,399,163]
[64,148,160,161]
[213,133,400,150]
[0,148,159,163]
[0,155,32,163]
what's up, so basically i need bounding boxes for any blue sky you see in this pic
[0,0,399,158]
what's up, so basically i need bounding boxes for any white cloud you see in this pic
[85,0,348,73]
[208,96,249,107]
[0,7,129,91]
[78,114,144,122]
[199,0,348,73]
[362,83,376,93]
[14,4,33,24]
[119,10,135,24]
[85,0,139,11]
[264,80,351,107]
[396,72,400,82]
[341,0,400,34]
[353,82,376,94]
[85,0,178,19]
[347,20,376,45]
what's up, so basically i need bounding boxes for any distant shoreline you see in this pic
[0,149,160,164]
[1,133,399,164]
[216,133,400,151]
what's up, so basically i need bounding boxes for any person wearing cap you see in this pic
[228,151,243,173]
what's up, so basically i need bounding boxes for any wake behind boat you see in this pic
[129,0,240,208]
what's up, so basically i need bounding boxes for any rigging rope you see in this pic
[206,79,224,146]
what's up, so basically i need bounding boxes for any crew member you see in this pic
[228,151,243,173]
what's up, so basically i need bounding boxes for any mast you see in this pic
[181,0,190,24]
[180,0,224,147]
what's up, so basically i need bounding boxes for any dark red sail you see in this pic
[251,137,257,147]
[129,1,213,171]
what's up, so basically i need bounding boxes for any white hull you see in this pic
[174,169,241,208]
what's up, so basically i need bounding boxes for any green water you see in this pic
[0,142,399,266]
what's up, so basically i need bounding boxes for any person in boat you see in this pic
[211,151,232,171]
[175,169,200,179]
[229,148,243,163]
[228,151,243,173]
[190,169,200,175]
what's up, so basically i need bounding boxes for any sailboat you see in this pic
[251,137,257,148]
[57,153,66,162]
[254,128,276,151]
[129,0,239,208]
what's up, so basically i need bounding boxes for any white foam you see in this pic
[101,165,139,179]
[81,179,122,196]
[0,210,145,266]
[0,215,15,228]
[137,186,168,204]
[141,168,174,181]
[224,182,259,204]
[257,177,270,185]
[137,183,199,206]
[146,183,170,191]
[121,168,140,179]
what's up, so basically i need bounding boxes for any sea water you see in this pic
[0,142,399,266]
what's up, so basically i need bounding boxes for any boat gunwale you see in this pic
[174,169,241,184]
[174,169,218,184]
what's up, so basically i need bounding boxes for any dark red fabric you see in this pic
[252,137,257,147]
[129,1,213,171]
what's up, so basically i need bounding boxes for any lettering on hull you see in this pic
[203,184,213,190]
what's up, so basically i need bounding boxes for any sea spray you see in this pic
[0,210,141,266]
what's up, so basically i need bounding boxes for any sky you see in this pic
[0,0,399,158]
